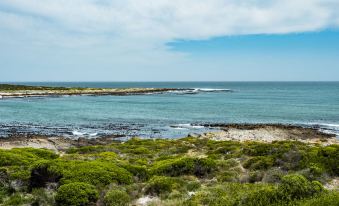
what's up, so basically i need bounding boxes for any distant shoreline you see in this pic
[0,124,337,152]
[0,83,185,98]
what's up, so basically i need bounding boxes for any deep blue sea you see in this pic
[0,82,338,138]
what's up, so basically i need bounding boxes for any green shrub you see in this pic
[278,149,303,170]
[18,148,58,160]
[239,187,279,206]
[262,168,285,183]
[217,170,239,182]
[120,164,149,181]
[40,160,132,186]
[150,157,216,177]
[186,181,201,191]
[131,147,151,154]
[30,161,62,189]
[243,143,274,156]
[297,191,339,206]
[0,148,57,167]
[31,188,55,206]
[278,174,323,201]
[248,171,265,183]
[2,193,32,206]
[319,145,339,175]
[243,156,274,170]
[67,145,107,154]
[0,187,9,204]
[145,176,178,196]
[55,182,98,206]
[104,189,130,206]
[188,182,274,206]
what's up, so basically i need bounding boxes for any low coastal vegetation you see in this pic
[0,84,179,98]
[0,84,74,91]
[0,137,338,205]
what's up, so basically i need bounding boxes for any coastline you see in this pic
[1,124,337,152]
[201,123,337,144]
[0,87,182,98]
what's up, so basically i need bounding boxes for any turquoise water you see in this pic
[0,82,338,138]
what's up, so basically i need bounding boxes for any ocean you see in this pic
[0,82,338,138]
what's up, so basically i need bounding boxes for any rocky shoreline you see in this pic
[0,124,337,152]
[0,134,122,152]
[0,87,183,98]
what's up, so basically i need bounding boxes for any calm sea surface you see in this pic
[0,82,338,138]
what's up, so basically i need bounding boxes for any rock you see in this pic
[187,133,200,138]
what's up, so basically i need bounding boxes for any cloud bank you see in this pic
[1,0,339,47]
[1,0,339,81]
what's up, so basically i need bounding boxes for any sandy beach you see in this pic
[200,124,338,144]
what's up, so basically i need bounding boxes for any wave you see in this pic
[193,88,233,92]
[304,122,339,136]
[166,88,233,95]
[170,124,205,129]
[307,123,339,129]
[72,130,98,137]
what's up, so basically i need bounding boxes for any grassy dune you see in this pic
[0,137,338,205]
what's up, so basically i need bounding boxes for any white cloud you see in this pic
[1,0,339,43]
[0,0,339,80]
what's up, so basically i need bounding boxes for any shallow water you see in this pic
[0,82,338,138]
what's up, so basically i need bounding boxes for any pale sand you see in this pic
[0,135,119,152]
[0,137,72,152]
[199,125,338,145]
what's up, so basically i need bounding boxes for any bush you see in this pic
[240,187,279,206]
[145,176,178,196]
[188,182,274,206]
[218,170,239,182]
[243,156,274,170]
[31,188,55,206]
[120,164,149,181]
[104,189,130,206]
[239,174,325,206]
[41,160,132,186]
[0,148,58,167]
[278,174,323,201]
[55,182,98,206]
[30,162,62,189]
[186,181,201,191]
[262,168,285,183]
[150,157,216,177]
[131,147,150,154]
[319,145,339,175]
[297,191,339,206]
[248,171,265,183]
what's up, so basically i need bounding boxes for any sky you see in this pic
[0,0,339,82]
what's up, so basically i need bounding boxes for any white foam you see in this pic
[308,123,339,129]
[172,124,205,129]
[72,130,85,136]
[89,133,98,137]
[316,123,339,128]
[193,88,232,92]
[166,88,232,95]
[306,122,339,136]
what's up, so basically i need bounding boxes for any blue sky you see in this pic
[0,1,339,81]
